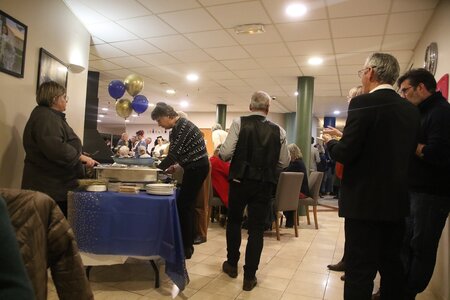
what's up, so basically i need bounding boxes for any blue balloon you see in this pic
[131,95,149,114]
[108,80,126,99]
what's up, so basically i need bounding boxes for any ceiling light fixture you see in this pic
[180,101,189,108]
[333,110,341,115]
[132,114,138,117]
[166,89,176,95]
[186,73,199,81]
[308,57,323,65]
[286,3,307,17]
[234,23,265,35]
[99,114,105,118]
[294,91,299,96]
[101,107,108,111]
[97,119,102,123]
[125,119,130,123]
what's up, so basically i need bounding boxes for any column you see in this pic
[216,104,227,129]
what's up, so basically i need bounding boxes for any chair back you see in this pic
[275,172,304,211]
[307,171,324,204]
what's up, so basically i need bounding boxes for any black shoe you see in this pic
[222,261,238,278]
[243,277,257,291]
[184,246,194,259]
[327,260,345,271]
[193,236,206,245]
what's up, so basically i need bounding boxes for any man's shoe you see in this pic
[222,261,238,278]
[243,277,257,291]
[327,261,345,271]
[371,288,380,300]
[340,274,345,281]
[184,246,194,259]
[193,236,207,245]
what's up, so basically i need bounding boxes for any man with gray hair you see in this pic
[219,91,290,291]
[323,53,420,300]
[211,123,228,149]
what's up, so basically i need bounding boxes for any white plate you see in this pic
[146,183,174,188]
[86,185,107,192]
[146,190,174,196]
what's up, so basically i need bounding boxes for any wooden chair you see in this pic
[298,171,324,229]
[273,172,304,241]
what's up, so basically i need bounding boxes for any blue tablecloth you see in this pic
[68,191,188,290]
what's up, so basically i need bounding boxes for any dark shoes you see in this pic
[327,260,345,272]
[340,274,345,281]
[184,246,194,259]
[193,236,207,245]
[243,277,257,291]
[222,261,238,278]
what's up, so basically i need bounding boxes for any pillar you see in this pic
[216,104,227,129]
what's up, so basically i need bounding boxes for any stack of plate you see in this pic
[146,183,174,195]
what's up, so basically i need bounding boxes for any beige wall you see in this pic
[0,0,90,188]
[408,0,450,299]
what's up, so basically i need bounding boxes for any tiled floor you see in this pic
[48,204,437,299]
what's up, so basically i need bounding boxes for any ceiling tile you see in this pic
[185,30,238,48]
[220,59,259,70]
[386,10,434,34]
[138,0,200,13]
[226,25,282,45]
[315,83,340,90]
[314,75,340,84]
[90,44,128,58]
[245,77,276,87]
[146,35,197,52]
[384,50,414,64]
[277,20,331,41]
[262,0,328,23]
[204,70,238,80]
[117,16,177,38]
[86,22,137,42]
[82,0,151,20]
[256,57,297,68]
[64,0,109,25]
[169,49,215,63]
[243,43,290,58]
[234,69,269,78]
[206,1,271,28]
[110,40,161,55]
[287,40,334,55]
[381,33,421,51]
[336,52,372,65]
[136,53,180,66]
[337,65,362,75]
[220,79,250,87]
[199,0,249,6]
[391,0,439,12]
[267,68,301,77]
[89,53,101,60]
[90,37,106,45]
[301,65,338,76]
[334,36,383,53]
[330,15,388,38]
[159,8,221,33]
[89,59,122,71]
[326,0,391,18]
[204,46,249,60]
[107,56,149,68]
[339,74,360,83]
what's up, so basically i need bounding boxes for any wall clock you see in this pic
[424,42,438,75]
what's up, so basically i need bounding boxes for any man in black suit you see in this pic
[323,53,420,300]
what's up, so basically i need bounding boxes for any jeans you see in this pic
[226,180,273,279]
[402,192,450,299]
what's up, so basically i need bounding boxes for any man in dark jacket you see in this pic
[397,68,450,300]
[219,91,290,291]
[323,53,420,300]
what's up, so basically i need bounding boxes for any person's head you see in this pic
[359,53,400,93]
[157,136,163,145]
[397,68,436,106]
[145,137,152,145]
[138,146,146,155]
[36,81,68,112]
[249,91,271,114]
[130,136,136,143]
[136,130,144,139]
[311,136,315,145]
[212,123,222,131]
[118,145,129,157]
[347,85,363,102]
[121,132,128,141]
[151,102,179,129]
[287,143,303,160]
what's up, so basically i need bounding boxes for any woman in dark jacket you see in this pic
[283,143,310,227]
[21,81,98,216]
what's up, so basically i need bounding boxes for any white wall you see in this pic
[0,0,90,188]
[408,0,450,298]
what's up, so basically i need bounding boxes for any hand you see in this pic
[80,154,99,168]
[322,134,333,143]
[165,164,178,174]
[323,126,343,138]
[416,143,425,157]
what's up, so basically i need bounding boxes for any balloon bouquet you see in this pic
[108,74,149,119]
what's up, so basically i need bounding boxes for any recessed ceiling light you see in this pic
[186,73,199,82]
[125,119,130,123]
[132,114,138,117]
[234,24,265,35]
[294,91,299,96]
[308,57,323,65]
[166,89,176,95]
[286,3,307,17]
[148,103,155,107]
[97,119,102,123]
[180,101,189,108]
[99,114,105,118]
[333,110,341,115]
[101,107,108,111]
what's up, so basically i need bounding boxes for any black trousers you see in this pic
[226,180,273,279]
[178,163,209,252]
[344,218,405,300]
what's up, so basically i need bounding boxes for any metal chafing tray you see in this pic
[95,165,159,183]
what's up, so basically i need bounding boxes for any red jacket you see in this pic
[210,156,230,207]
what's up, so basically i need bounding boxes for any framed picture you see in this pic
[0,10,28,78]
[37,48,68,90]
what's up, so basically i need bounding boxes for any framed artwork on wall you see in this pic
[37,47,68,90]
[0,10,28,78]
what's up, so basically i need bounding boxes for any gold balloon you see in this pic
[115,98,133,119]
[124,74,144,96]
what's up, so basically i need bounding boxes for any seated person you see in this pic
[210,145,230,208]
[117,145,131,158]
[138,146,151,158]
[283,143,310,228]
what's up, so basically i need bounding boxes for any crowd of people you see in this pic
[2,51,449,299]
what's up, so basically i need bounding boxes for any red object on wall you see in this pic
[436,73,449,100]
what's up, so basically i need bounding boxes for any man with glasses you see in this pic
[323,53,420,300]
[397,68,450,300]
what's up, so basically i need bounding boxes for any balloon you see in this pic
[124,74,144,96]
[108,80,126,99]
[115,98,133,119]
[131,95,149,114]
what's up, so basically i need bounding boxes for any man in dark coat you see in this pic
[323,53,420,300]
[397,68,450,300]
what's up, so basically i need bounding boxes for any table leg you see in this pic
[85,266,92,279]
[149,260,160,288]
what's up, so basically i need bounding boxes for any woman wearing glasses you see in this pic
[21,81,98,216]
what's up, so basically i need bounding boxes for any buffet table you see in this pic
[67,191,188,291]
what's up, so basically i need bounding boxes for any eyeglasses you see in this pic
[399,86,413,96]
[357,66,376,78]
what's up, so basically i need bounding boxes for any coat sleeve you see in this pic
[47,203,93,300]
[422,108,450,166]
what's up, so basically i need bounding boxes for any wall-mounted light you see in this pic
[234,24,265,35]
[68,63,85,73]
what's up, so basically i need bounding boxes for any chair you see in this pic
[273,172,304,241]
[207,180,223,224]
[298,171,324,229]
